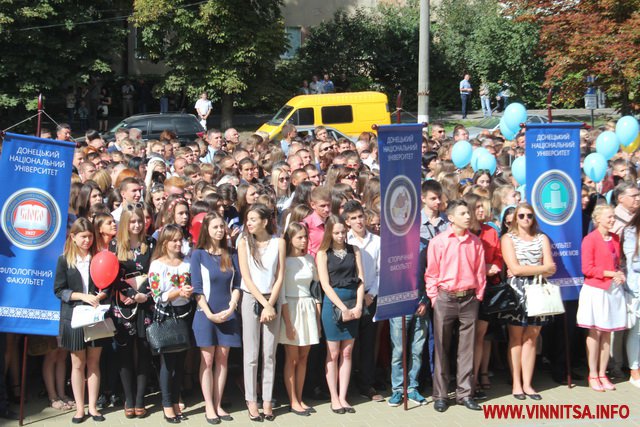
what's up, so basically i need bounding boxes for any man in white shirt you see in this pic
[343,200,383,402]
[195,92,212,129]
[112,177,142,223]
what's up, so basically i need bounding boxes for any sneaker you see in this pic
[407,390,427,406]
[388,392,403,407]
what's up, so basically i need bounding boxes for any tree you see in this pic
[433,0,546,109]
[132,0,287,128]
[0,1,126,120]
[505,0,640,113]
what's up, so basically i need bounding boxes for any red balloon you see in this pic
[190,212,207,243]
[90,250,119,290]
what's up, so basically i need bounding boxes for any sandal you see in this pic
[479,373,491,390]
[598,376,616,391]
[50,398,71,411]
[588,376,605,392]
[61,395,77,409]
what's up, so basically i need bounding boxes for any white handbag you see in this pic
[524,275,565,317]
[71,304,111,329]
[83,318,115,342]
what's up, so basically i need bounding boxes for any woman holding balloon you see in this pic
[108,205,156,418]
[54,217,110,423]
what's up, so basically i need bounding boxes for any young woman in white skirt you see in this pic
[279,222,321,416]
[578,205,627,392]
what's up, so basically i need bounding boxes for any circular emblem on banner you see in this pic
[530,170,577,226]
[383,175,418,236]
[1,188,61,250]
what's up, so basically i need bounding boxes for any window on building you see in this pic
[134,26,149,60]
[321,106,353,124]
[281,27,302,59]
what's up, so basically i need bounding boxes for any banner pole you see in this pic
[36,94,43,137]
[402,316,408,410]
[19,336,28,426]
[563,314,573,389]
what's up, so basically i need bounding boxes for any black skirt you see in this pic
[59,319,110,352]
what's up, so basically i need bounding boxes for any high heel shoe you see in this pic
[248,410,263,422]
[164,415,181,424]
[588,376,605,392]
[598,376,616,391]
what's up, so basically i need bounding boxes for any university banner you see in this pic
[0,133,75,335]
[374,124,422,321]
[525,123,583,300]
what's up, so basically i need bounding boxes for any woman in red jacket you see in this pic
[578,204,627,392]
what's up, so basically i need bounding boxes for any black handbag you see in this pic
[481,281,519,315]
[332,299,357,324]
[146,304,191,355]
[309,280,323,301]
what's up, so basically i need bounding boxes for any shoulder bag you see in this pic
[146,304,191,355]
[481,265,519,315]
[524,275,565,317]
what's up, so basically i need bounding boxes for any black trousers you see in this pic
[358,297,378,391]
[159,351,186,408]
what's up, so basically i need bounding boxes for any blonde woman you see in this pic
[579,205,626,392]
[109,206,155,418]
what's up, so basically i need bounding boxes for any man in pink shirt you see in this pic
[303,186,331,258]
[426,200,486,413]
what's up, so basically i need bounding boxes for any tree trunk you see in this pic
[220,93,233,130]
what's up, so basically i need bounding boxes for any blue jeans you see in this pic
[389,315,427,393]
[481,96,491,117]
[460,94,469,118]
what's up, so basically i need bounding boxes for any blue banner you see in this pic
[0,133,75,335]
[375,124,422,321]
[525,123,583,300]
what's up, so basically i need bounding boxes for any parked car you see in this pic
[467,114,549,139]
[102,113,204,144]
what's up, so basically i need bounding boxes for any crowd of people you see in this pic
[0,116,637,422]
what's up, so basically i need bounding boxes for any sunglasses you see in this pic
[518,213,534,220]
[320,146,331,152]
[125,202,144,211]
[279,176,290,182]
[369,223,381,229]
[344,175,358,180]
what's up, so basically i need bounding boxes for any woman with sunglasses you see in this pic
[108,205,155,418]
[337,167,359,193]
[191,213,241,423]
[499,203,556,401]
[272,165,292,221]
[579,204,626,391]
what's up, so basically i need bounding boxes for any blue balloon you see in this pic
[595,131,620,160]
[511,156,526,185]
[616,116,640,147]
[471,147,490,171]
[451,140,473,168]
[499,118,517,141]
[583,152,608,183]
[503,103,527,134]
[475,152,497,175]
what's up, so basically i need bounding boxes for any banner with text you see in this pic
[375,124,422,320]
[525,123,583,300]
[0,133,75,335]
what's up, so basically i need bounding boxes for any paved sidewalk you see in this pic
[13,372,640,427]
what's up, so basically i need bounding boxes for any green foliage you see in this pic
[132,0,287,110]
[0,1,126,115]
[433,0,546,108]
[278,0,546,114]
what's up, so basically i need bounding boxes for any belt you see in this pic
[438,288,475,298]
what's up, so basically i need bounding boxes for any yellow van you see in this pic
[257,91,390,140]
